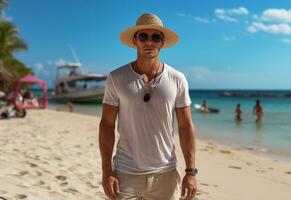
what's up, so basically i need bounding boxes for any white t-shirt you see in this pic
[103,63,191,174]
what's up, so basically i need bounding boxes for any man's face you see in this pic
[133,29,164,59]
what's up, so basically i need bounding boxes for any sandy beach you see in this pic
[0,109,290,200]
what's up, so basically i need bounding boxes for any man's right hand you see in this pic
[102,175,120,200]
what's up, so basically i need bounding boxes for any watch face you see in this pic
[185,168,198,176]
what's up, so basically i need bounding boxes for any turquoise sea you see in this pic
[189,90,291,162]
[46,89,291,162]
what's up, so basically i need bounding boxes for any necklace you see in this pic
[135,62,161,102]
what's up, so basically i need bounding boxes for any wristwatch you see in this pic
[185,168,198,176]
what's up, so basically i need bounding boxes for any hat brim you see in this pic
[119,25,179,49]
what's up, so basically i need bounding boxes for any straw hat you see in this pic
[120,13,179,49]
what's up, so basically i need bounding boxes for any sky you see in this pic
[3,0,291,89]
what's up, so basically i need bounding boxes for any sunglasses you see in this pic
[137,32,164,43]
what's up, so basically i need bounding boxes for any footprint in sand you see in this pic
[86,181,98,189]
[33,180,45,186]
[245,162,253,166]
[54,157,62,161]
[219,150,231,154]
[55,175,67,181]
[34,171,42,176]
[0,196,8,200]
[63,188,80,195]
[33,155,40,160]
[19,171,29,176]
[256,169,266,173]
[14,194,27,199]
[26,162,38,168]
[285,171,291,175]
[228,165,242,170]
[60,182,68,186]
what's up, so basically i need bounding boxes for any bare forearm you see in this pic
[99,121,115,177]
[179,124,196,168]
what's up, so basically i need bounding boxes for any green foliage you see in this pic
[3,55,32,79]
[0,20,28,57]
[0,1,32,91]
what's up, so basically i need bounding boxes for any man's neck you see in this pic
[135,57,161,78]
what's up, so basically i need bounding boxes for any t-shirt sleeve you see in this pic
[102,73,120,106]
[175,74,192,108]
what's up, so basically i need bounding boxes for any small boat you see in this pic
[194,104,220,113]
[50,63,107,103]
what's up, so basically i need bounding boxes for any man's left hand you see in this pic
[181,174,197,199]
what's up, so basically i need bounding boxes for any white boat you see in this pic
[194,104,220,113]
[51,63,107,103]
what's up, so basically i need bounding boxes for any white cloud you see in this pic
[247,22,291,35]
[215,9,225,16]
[0,11,13,21]
[55,59,67,66]
[214,7,249,23]
[223,36,237,41]
[253,14,259,20]
[194,17,211,24]
[216,14,238,22]
[34,63,49,77]
[261,9,291,23]
[281,38,291,44]
[176,12,187,17]
[228,7,249,15]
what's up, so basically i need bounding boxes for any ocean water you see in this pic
[44,89,291,161]
[189,90,291,161]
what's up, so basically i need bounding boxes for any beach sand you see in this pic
[0,110,290,200]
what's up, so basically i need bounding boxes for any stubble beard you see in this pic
[141,49,160,59]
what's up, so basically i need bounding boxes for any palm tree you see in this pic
[0,21,28,58]
[0,0,31,91]
[0,0,8,5]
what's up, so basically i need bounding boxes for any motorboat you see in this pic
[194,104,220,113]
[51,63,107,103]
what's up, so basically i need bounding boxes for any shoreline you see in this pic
[0,109,291,199]
[47,106,291,163]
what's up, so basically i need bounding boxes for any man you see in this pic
[99,13,197,200]
[253,99,263,123]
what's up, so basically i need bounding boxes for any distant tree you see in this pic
[0,0,32,92]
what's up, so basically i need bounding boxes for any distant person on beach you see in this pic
[99,13,197,200]
[201,100,209,112]
[66,101,73,112]
[235,103,242,121]
[253,100,263,123]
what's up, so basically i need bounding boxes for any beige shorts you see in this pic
[115,169,181,200]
